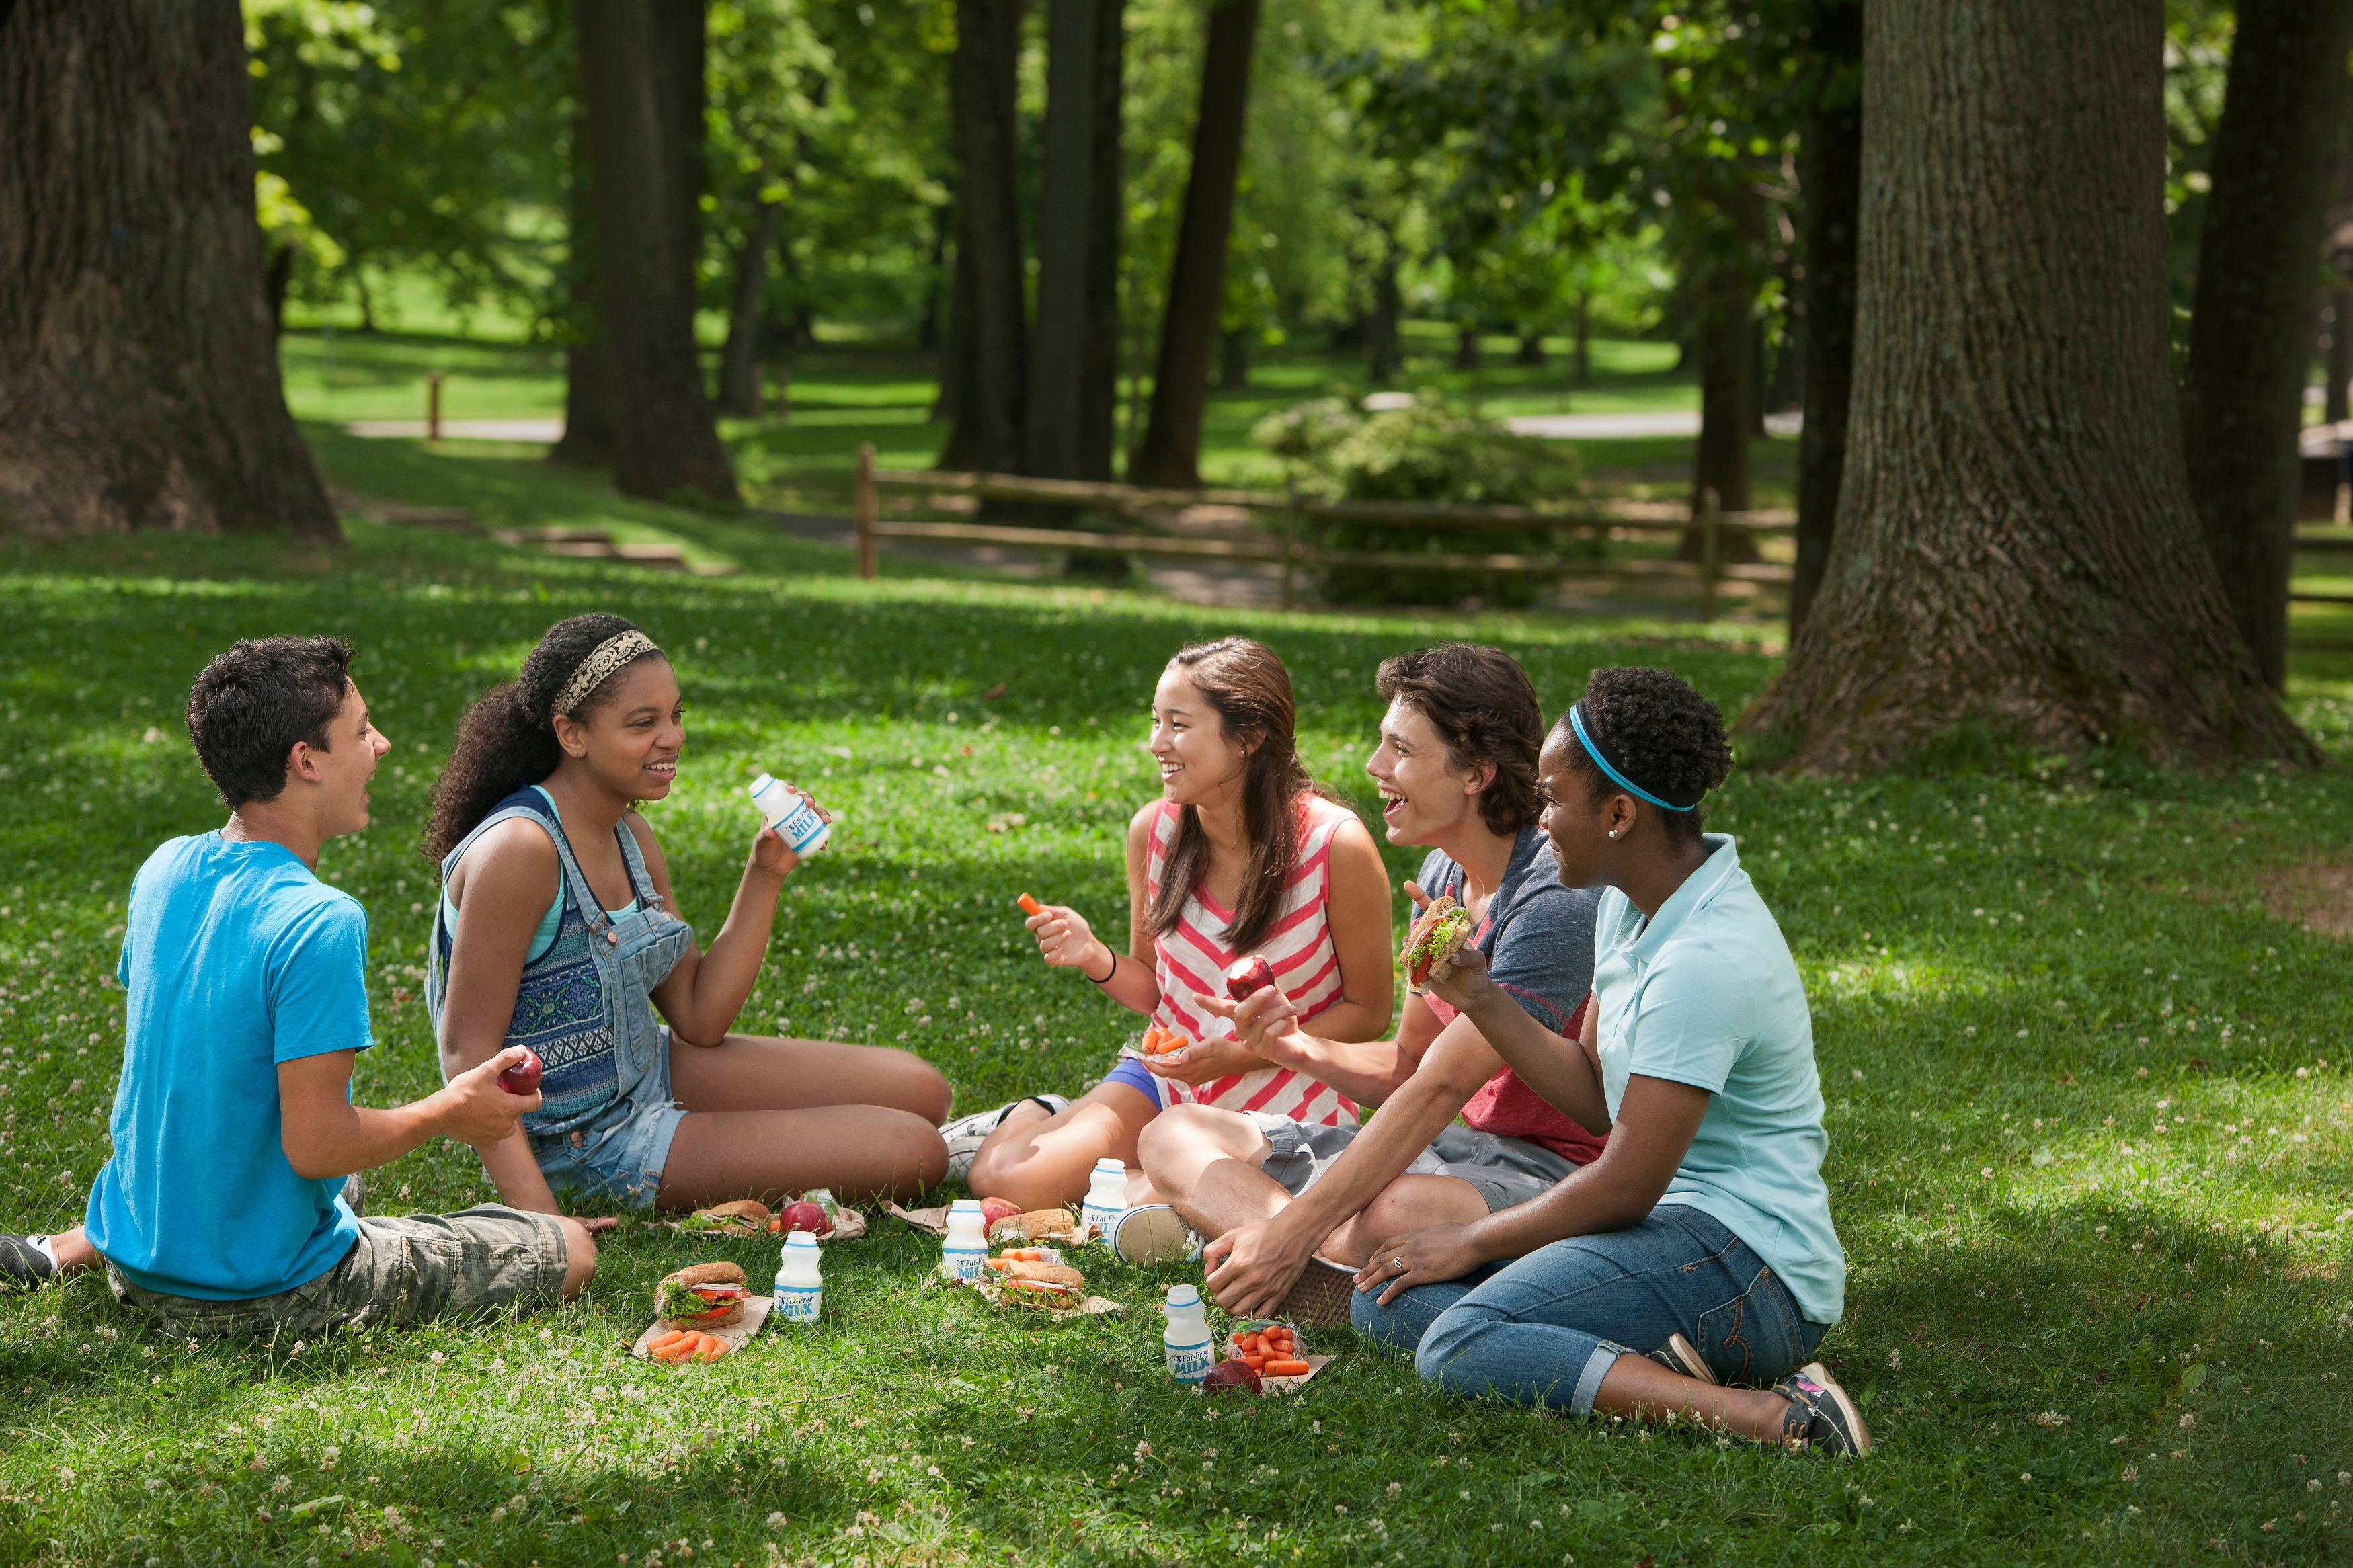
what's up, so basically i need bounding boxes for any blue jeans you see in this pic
[1351,1205,1825,1417]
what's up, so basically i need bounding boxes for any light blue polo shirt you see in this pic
[1591,834,1844,1324]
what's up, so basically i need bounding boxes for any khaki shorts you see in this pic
[107,1176,570,1339]
[1253,1114,1577,1213]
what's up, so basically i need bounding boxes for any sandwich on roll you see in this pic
[656,1262,751,1328]
[1402,894,1472,992]
[679,1199,770,1236]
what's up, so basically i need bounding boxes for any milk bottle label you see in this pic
[1166,1336,1215,1384]
[774,1284,822,1324]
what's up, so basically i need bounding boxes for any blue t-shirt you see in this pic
[1592,834,1845,1324]
[84,834,373,1300]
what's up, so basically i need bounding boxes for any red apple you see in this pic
[497,1049,543,1096]
[1203,1358,1261,1395]
[778,1199,832,1237]
[978,1196,1023,1229]
[1225,955,1276,1001]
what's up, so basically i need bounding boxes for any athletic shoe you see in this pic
[0,1234,57,1292]
[1772,1362,1873,1456]
[941,1094,1068,1184]
[1105,1204,1199,1266]
[1276,1256,1359,1330]
[1646,1333,1717,1385]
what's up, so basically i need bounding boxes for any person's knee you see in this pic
[966,1120,1080,1210]
[1412,1303,1495,1388]
[556,1218,598,1301]
[888,1111,951,1192]
[1135,1104,1246,1188]
[895,1053,955,1124]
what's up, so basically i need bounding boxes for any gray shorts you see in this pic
[106,1175,571,1339]
[1254,1114,1575,1213]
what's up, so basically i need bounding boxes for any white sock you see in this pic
[28,1235,58,1268]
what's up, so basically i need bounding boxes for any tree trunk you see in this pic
[1453,326,1483,370]
[1691,267,1754,513]
[1027,0,1102,481]
[2178,0,2353,690]
[1572,292,1591,385]
[918,198,949,355]
[1515,331,1546,368]
[2327,289,2352,426]
[1788,0,1863,638]
[575,0,735,501]
[1367,251,1403,385]
[1218,325,1252,388]
[938,0,1027,474]
[1129,0,1261,488]
[1740,0,2315,772]
[551,105,618,468]
[265,243,295,338]
[0,0,337,540]
[717,194,782,419]
[1076,0,1125,481]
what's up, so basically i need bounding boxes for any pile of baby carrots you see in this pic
[647,1328,731,1363]
[1139,1023,1193,1057]
[1228,1322,1309,1377]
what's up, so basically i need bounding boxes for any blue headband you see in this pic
[1568,701,1701,812]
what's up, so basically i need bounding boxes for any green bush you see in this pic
[1252,393,1591,606]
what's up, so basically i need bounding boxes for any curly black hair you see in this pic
[186,636,354,809]
[1557,667,1732,844]
[422,614,666,862]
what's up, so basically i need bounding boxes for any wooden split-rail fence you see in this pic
[849,443,1790,619]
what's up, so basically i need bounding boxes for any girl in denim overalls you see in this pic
[424,615,949,1214]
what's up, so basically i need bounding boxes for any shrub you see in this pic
[1252,393,1589,606]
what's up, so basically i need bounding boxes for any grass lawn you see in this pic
[3,452,2352,1565]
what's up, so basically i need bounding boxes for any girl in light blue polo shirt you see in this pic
[1348,667,1870,1456]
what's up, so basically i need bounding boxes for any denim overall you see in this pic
[425,786,695,1206]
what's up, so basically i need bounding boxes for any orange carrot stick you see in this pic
[1018,893,1043,916]
[1266,1360,1310,1376]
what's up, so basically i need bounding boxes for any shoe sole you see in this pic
[1657,1332,1716,1385]
[1109,1206,1195,1266]
[1797,1361,1874,1456]
[1276,1256,1358,1330]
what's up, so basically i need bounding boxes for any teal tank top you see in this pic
[442,786,638,964]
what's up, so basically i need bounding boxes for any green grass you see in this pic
[3,456,2352,1565]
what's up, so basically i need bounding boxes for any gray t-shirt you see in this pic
[1417,823,1599,1036]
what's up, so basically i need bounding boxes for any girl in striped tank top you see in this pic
[953,638,1395,1214]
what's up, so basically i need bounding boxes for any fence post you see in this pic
[427,372,444,444]
[1698,485,1721,623]
[1281,479,1299,611]
[854,443,879,581]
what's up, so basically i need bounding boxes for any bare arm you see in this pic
[1423,945,1610,1134]
[643,812,812,1046]
[1191,986,1440,1109]
[1021,804,1164,1015]
[278,1046,537,1182]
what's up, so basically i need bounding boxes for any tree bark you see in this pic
[938,0,1027,474]
[1129,0,1261,488]
[1027,0,1102,481]
[575,0,736,501]
[552,106,618,468]
[1515,331,1546,368]
[1740,0,2315,772]
[0,0,337,540]
[2327,288,2352,426]
[2178,0,2353,690]
[1690,263,1754,515]
[1367,251,1403,385]
[1076,0,1125,481]
[1453,325,1483,370]
[1572,292,1591,385]
[1218,325,1252,388]
[1788,0,1863,637]
[717,192,782,418]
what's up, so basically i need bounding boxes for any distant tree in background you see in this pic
[1787,0,1861,637]
[1743,0,2314,771]
[2177,0,2353,691]
[938,0,1027,474]
[0,0,336,541]
[1027,0,1124,483]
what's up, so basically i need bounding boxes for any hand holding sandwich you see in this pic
[1400,882,1482,1007]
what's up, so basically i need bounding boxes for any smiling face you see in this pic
[1365,700,1489,848]
[551,657,684,802]
[309,679,391,837]
[1537,727,1628,890]
[1147,668,1251,807]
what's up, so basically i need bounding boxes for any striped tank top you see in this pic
[1138,794,1358,1126]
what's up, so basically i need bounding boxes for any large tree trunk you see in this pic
[1027,0,1103,481]
[2327,288,2352,427]
[1740,0,2314,772]
[1691,284,1753,515]
[0,0,337,540]
[1788,0,1864,637]
[2178,0,2353,691]
[551,106,618,468]
[1076,0,1125,481]
[1366,250,1403,385]
[1129,0,1261,488]
[717,192,782,419]
[575,0,736,501]
[938,0,1027,474]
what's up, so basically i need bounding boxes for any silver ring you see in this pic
[1392,1256,1404,1272]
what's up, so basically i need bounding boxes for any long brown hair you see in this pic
[1147,638,1316,953]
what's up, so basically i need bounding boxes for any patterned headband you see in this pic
[551,630,660,717]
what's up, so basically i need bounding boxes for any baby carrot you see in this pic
[1266,1360,1310,1376]
[1018,893,1043,916]
[699,1338,729,1362]
[648,1330,688,1351]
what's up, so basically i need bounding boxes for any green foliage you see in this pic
[1255,393,1589,605]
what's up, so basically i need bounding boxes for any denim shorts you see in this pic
[1353,1204,1827,1416]
[527,1029,686,1208]
[1255,1114,1574,1212]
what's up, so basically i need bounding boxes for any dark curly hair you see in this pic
[1376,643,1544,836]
[186,636,356,809]
[422,614,666,862]
[1556,667,1732,845]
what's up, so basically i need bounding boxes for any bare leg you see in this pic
[1320,1175,1489,1268]
[1590,1353,1792,1441]
[668,1033,952,1122]
[1133,1104,1289,1237]
[45,1226,98,1273]
[552,1216,598,1301]
[655,1106,948,1210]
[966,1080,1158,1210]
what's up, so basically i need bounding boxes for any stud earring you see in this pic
[1608,828,1621,839]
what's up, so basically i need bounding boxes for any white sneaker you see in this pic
[941,1094,1068,1184]
[1106,1204,1201,1266]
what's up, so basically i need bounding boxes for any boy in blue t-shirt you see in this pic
[0,637,603,1335]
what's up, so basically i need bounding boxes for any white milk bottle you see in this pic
[774,1231,822,1324]
[940,1198,988,1282]
[1080,1157,1128,1237]
[748,772,831,857]
[1163,1284,1215,1384]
